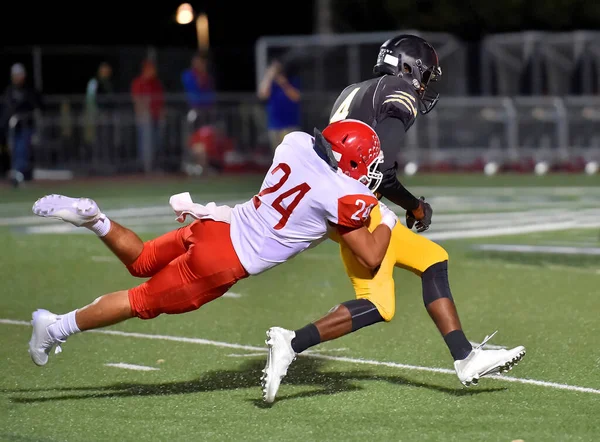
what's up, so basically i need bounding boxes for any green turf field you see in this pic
[1,174,599,442]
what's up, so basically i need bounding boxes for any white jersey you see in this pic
[230,131,378,275]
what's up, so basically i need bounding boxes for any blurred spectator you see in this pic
[257,60,301,152]
[131,60,164,174]
[181,52,215,109]
[185,125,234,176]
[86,62,114,111]
[0,63,42,187]
[85,62,114,148]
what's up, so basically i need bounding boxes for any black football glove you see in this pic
[406,196,432,233]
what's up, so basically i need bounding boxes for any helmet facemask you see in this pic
[413,62,442,114]
[357,151,384,192]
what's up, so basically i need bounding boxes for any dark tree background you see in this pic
[1,0,599,93]
[333,0,600,39]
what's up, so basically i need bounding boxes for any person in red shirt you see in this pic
[131,60,164,173]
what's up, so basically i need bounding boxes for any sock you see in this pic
[47,310,81,341]
[443,329,473,361]
[87,215,111,237]
[291,323,321,353]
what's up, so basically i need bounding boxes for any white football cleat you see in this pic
[261,327,297,403]
[32,194,101,227]
[454,331,526,387]
[29,309,64,366]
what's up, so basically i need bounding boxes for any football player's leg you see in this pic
[124,223,193,277]
[32,193,141,262]
[262,254,393,404]
[93,220,189,276]
[392,224,526,385]
[29,221,248,366]
[294,205,394,349]
[32,194,193,277]
[389,223,472,359]
[288,242,394,353]
[263,208,394,403]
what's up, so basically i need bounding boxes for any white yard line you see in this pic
[2,318,598,396]
[227,353,268,358]
[14,211,600,241]
[104,362,160,371]
[473,244,600,256]
[222,292,243,299]
[425,220,600,241]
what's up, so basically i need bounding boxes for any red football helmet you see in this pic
[322,119,384,192]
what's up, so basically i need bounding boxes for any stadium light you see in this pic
[176,3,195,25]
[196,13,209,49]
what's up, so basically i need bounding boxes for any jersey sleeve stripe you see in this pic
[395,91,417,103]
[383,96,417,117]
[385,93,417,115]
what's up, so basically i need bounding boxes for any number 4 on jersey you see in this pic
[330,87,360,123]
[253,163,312,230]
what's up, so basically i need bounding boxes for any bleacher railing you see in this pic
[5,93,600,176]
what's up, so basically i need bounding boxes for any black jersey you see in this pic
[329,75,418,133]
[328,75,421,211]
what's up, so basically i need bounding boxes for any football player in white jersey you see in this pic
[27,120,400,368]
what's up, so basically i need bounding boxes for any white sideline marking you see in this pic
[223,292,243,299]
[104,362,160,371]
[227,347,350,358]
[425,220,600,241]
[227,353,266,358]
[473,244,600,256]
[305,347,349,354]
[3,319,599,396]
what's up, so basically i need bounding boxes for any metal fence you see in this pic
[4,93,600,177]
[481,31,600,96]
[408,96,600,167]
[255,31,469,96]
[8,94,273,176]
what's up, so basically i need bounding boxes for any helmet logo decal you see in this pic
[378,48,398,67]
[383,54,399,67]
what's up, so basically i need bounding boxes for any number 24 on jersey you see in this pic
[253,163,311,230]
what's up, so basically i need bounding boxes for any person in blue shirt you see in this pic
[182,53,216,109]
[257,60,302,152]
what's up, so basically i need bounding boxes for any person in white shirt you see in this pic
[27,119,399,367]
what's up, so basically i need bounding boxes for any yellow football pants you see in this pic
[329,204,449,322]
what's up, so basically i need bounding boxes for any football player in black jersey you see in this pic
[262,35,526,404]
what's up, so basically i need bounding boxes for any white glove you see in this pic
[169,192,232,224]
[378,201,398,231]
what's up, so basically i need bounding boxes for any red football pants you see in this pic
[127,220,248,319]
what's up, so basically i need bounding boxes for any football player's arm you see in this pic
[334,195,397,270]
[375,117,420,211]
[338,223,392,270]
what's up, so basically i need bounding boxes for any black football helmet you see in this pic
[373,34,442,114]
